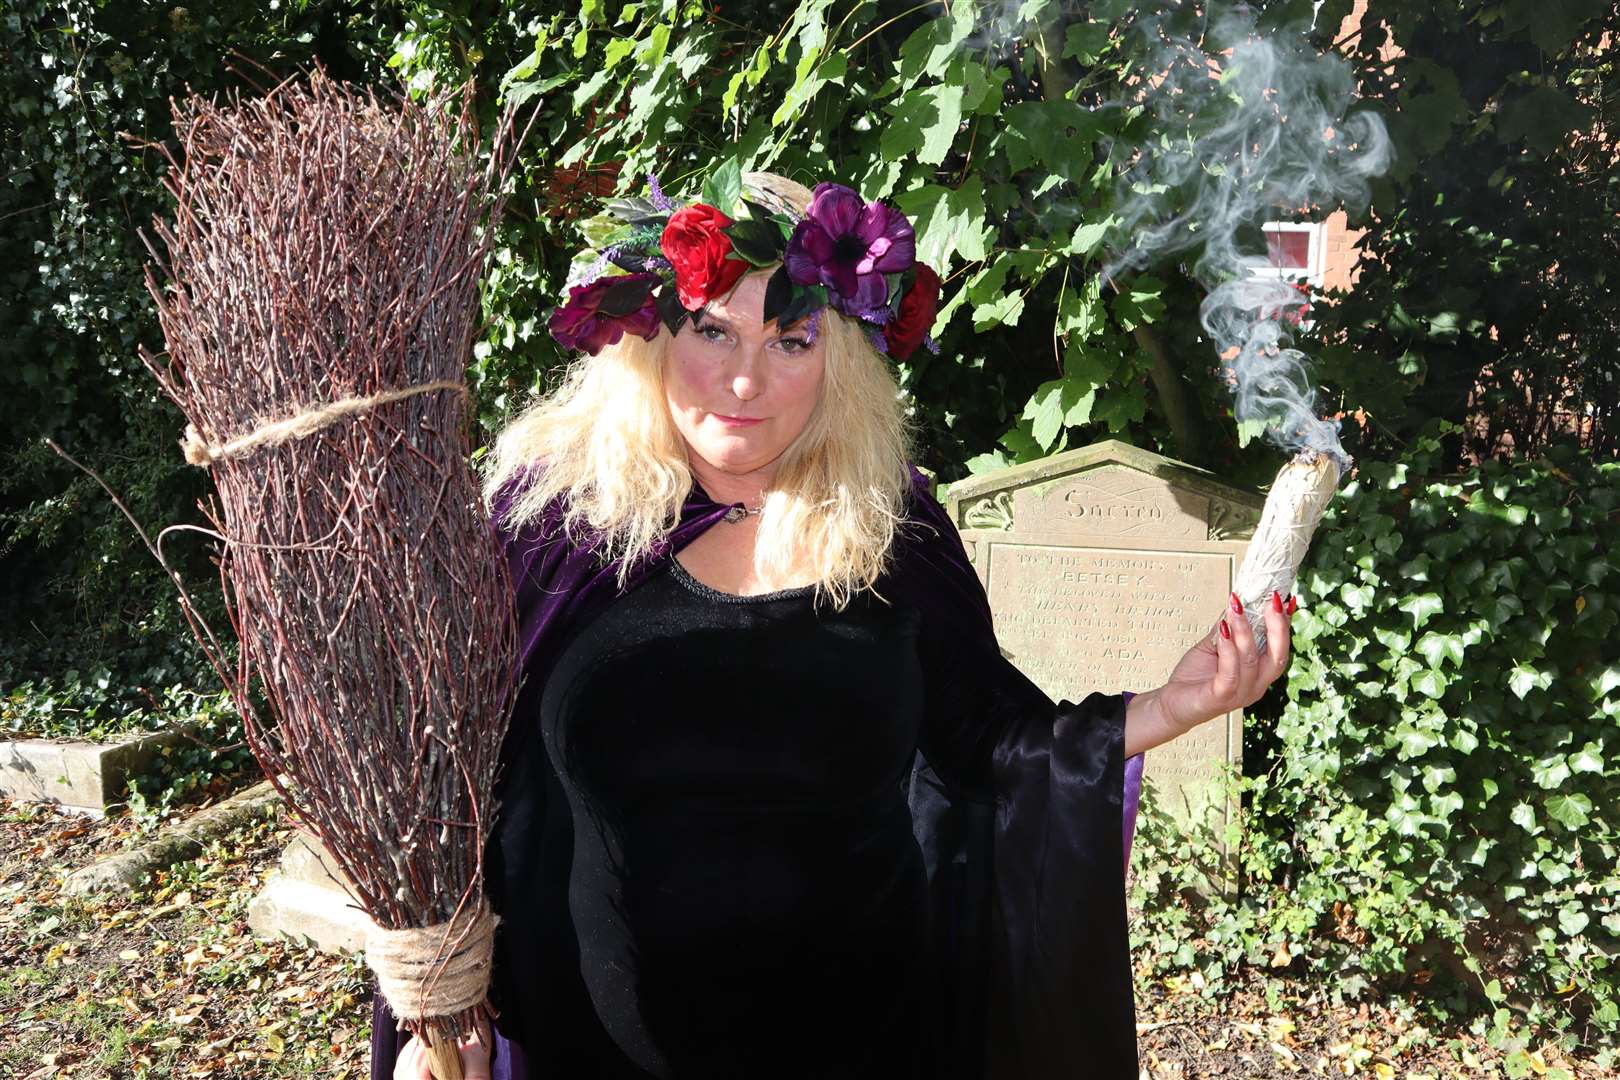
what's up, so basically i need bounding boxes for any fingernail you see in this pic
[1271,590,1284,613]
[1287,595,1299,616]
[1230,592,1243,615]
[1219,618,1231,639]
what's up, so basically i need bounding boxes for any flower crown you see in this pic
[548,172,942,361]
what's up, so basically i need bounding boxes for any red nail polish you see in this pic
[1287,595,1299,616]
[1219,619,1231,639]
[1271,590,1284,613]
[1230,592,1243,615]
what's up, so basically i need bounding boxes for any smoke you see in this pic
[1099,4,1391,466]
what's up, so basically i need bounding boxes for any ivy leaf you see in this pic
[1569,742,1604,773]
[1559,906,1591,938]
[1340,582,1376,613]
[1508,662,1552,700]
[1545,793,1593,830]
[1410,670,1447,700]
[1415,631,1465,670]
[1590,665,1620,700]
[1398,592,1443,631]
[1531,755,1572,789]
[1397,723,1441,757]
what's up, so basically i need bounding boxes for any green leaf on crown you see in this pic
[702,156,743,217]
[723,217,787,266]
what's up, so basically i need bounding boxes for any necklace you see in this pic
[722,503,763,524]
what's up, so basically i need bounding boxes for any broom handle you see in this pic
[425,1037,465,1080]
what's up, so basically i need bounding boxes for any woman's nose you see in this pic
[729,348,765,401]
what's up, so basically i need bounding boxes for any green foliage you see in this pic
[15,0,1615,700]
[394,0,1316,481]
[1131,427,1620,1052]
[1311,0,1620,466]
[0,1,401,696]
[123,689,258,830]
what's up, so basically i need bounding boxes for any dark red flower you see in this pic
[548,273,662,355]
[883,264,942,360]
[661,204,750,311]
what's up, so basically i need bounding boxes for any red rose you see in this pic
[883,263,942,360]
[661,204,750,311]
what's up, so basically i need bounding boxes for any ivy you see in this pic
[1132,423,1620,1050]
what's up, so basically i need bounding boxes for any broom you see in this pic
[127,62,530,1079]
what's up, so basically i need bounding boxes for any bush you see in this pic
[0,0,400,705]
[1131,423,1620,1055]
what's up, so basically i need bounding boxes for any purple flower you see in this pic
[646,173,677,213]
[784,183,916,316]
[549,273,662,355]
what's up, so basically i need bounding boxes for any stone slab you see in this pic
[247,832,369,954]
[247,876,370,954]
[946,440,1264,842]
[0,729,191,815]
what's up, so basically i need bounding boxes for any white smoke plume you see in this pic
[1100,3,1392,467]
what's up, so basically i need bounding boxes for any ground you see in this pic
[0,790,1606,1079]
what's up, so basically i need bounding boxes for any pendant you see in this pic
[723,505,747,524]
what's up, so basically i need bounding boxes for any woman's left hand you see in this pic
[1155,590,1296,733]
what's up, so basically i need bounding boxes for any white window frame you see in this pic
[1258,221,1326,289]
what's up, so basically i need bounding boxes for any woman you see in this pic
[377,173,1294,1079]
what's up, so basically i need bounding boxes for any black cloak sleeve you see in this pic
[889,469,1139,1079]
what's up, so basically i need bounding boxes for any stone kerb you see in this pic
[944,440,1264,844]
[0,729,192,815]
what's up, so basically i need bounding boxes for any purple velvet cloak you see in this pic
[370,466,1145,1079]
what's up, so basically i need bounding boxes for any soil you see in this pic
[0,793,1609,1079]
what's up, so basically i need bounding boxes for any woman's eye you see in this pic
[777,337,810,354]
[698,323,729,342]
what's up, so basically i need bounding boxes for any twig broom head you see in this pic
[131,60,532,1067]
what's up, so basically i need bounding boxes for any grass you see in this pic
[0,794,370,1079]
[0,791,1609,1079]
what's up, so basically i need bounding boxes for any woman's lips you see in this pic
[714,414,765,427]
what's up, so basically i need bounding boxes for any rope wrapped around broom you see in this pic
[132,62,533,1079]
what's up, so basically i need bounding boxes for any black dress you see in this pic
[489,555,1062,1079]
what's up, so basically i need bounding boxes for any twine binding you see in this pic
[365,900,498,1020]
[180,379,466,467]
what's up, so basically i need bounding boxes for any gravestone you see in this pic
[943,440,1264,839]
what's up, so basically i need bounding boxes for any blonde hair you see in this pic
[481,173,914,609]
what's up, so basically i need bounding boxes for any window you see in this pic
[1259,221,1325,287]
